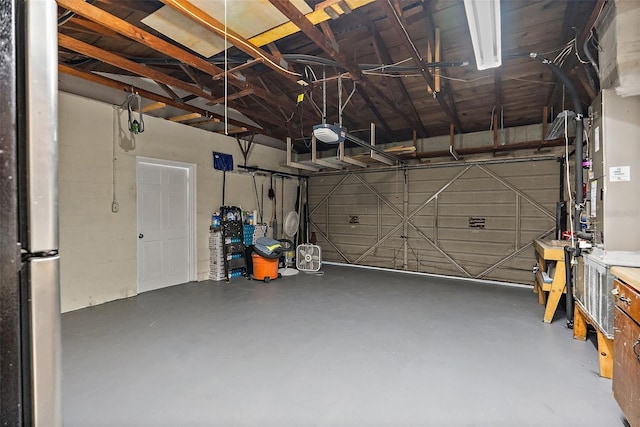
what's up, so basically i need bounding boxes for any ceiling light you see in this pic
[463,0,502,70]
[313,124,346,144]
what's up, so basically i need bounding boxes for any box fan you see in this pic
[296,244,321,272]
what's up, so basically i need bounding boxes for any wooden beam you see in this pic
[159,0,303,84]
[168,112,202,122]
[382,0,462,133]
[189,118,221,128]
[415,138,572,159]
[59,64,260,131]
[206,89,255,105]
[268,0,417,133]
[141,102,166,113]
[155,81,181,102]
[56,0,292,110]
[218,127,249,135]
[65,17,122,38]
[59,34,229,105]
[542,106,549,142]
[211,59,262,81]
[370,21,427,137]
[181,94,198,103]
[249,0,376,47]
[573,65,597,101]
[179,64,205,87]
[319,21,337,45]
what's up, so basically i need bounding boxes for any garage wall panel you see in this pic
[309,158,559,284]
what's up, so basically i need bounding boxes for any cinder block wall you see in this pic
[58,92,294,312]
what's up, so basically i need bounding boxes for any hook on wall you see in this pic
[126,92,145,134]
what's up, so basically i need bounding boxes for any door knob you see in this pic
[139,234,144,239]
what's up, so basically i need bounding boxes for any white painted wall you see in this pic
[58,92,299,312]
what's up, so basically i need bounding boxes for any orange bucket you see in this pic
[251,253,278,282]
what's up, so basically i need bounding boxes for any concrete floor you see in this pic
[62,265,624,426]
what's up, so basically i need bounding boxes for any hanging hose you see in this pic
[127,93,144,134]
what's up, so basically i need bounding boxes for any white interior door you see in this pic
[137,159,194,293]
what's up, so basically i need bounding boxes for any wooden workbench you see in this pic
[610,266,640,426]
[533,239,570,323]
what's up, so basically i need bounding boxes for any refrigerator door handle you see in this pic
[29,256,62,427]
[25,0,59,252]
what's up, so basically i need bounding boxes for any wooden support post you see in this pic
[596,330,614,379]
[573,304,588,341]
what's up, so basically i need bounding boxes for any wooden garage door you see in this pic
[308,158,559,284]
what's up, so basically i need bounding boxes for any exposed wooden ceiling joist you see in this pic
[159,0,303,84]
[248,0,376,47]
[56,0,295,113]
[382,0,462,133]
[59,33,249,109]
[58,63,261,132]
[369,20,427,137]
[268,0,420,136]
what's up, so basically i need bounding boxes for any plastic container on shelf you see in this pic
[211,212,221,229]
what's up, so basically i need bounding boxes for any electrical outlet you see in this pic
[112,202,119,213]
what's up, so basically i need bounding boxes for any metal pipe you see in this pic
[530,53,590,243]
[583,37,600,77]
[531,52,593,329]
[564,246,574,327]
[344,133,402,163]
[237,165,305,178]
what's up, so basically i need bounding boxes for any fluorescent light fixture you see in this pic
[313,124,346,144]
[463,0,502,70]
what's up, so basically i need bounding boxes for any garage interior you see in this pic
[2,0,640,425]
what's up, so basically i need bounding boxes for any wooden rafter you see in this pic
[159,0,303,84]
[206,89,255,106]
[168,112,202,122]
[383,0,462,133]
[65,17,122,39]
[369,20,427,137]
[249,0,376,47]
[59,34,237,106]
[58,64,260,131]
[155,81,181,102]
[56,0,293,112]
[268,0,419,135]
[179,64,205,87]
[141,102,166,113]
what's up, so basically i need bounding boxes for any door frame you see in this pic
[136,156,197,290]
